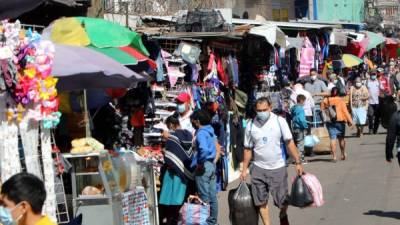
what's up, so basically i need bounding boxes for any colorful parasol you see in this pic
[42,17,156,69]
[342,54,363,68]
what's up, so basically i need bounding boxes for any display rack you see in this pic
[64,152,123,225]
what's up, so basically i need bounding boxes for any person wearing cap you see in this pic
[327,73,346,95]
[175,92,195,134]
[366,70,381,134]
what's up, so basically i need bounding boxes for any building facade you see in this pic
[373,0,399,27]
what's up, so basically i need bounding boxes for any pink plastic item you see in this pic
[302,173,324,207]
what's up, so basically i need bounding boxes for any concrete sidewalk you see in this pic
[217,132,400,225]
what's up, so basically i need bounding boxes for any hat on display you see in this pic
[175,92,191,103]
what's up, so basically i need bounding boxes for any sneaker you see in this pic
[280,213,290,225]
[369,129,373,135]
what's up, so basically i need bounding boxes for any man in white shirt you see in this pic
[366,71,381,134]
[240,97,304,225]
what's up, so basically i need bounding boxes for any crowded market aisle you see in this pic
[218,130,400,225]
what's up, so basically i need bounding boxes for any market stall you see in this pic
[0,20,60,222]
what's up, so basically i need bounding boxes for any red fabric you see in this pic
[384,45,398,59]
[216,56,228,85]
[119,46,157,69]
[131,109,145,127]
[379,76,392,96]
[106,88,127,98]
[207,52,216,71]
[344,42,364,58]
[176,92,191,103]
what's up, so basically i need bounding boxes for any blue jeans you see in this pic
[195,161,218,225]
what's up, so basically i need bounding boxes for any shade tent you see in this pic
[52,44,149,91]
[286,37,304,49]
[364,31,385,51]
[249,24,288,47]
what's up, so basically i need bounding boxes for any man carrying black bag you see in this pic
[240,97,304,225]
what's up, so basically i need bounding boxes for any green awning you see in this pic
[89,46,138,65]
[365,31,385,51]
[76,17,150,56]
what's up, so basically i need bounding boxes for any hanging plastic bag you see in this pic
[289,175,314,208]
[302,173,324,207]
[178,196,210,225]
[304,135,320,148]
[228,182,259,225]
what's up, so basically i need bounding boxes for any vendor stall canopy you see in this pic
[42,17,156,68]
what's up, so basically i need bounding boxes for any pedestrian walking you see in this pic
[321,87,353,162]
[349,77,369,137]
[366,70,381,134]
[291,94,309,163]
[190,110,219,225]
[291,84,315,134]
[385,104,400,164]
[240,97,304,225]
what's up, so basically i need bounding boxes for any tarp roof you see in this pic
[232,19,339,30]
[155,31,244,40]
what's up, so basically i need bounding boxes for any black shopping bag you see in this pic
[289,175,314,207]
[228,182,259,225]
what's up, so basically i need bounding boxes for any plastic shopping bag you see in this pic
[178,196,210,225]
[304,135,320,148]
[228,182,259,225]
[289,175,314,207]
[302,173,324,207]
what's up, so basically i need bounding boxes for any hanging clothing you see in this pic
[155,52,164,82]
[299,37,315,77]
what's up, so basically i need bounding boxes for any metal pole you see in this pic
[83,89,91,137]
[125,2,129,28]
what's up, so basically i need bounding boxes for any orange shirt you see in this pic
[321,97,353,124]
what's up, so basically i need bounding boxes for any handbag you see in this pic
[322,98,337,123]
[178,196,210,225]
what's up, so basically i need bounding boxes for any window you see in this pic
[272,8,289,21]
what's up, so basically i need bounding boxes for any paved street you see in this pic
[217,131,400,225]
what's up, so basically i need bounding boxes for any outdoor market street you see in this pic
[218,131,400,225]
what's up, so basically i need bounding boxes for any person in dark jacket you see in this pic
[385,109,400,164]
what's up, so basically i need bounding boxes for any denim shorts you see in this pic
[326,122,346,139]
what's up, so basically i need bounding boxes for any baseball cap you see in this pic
[377,68,384,73]
[175,93,191,103]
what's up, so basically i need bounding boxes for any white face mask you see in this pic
[311,75,317,81]
[355,82,362,88]
[0,203,24,225]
